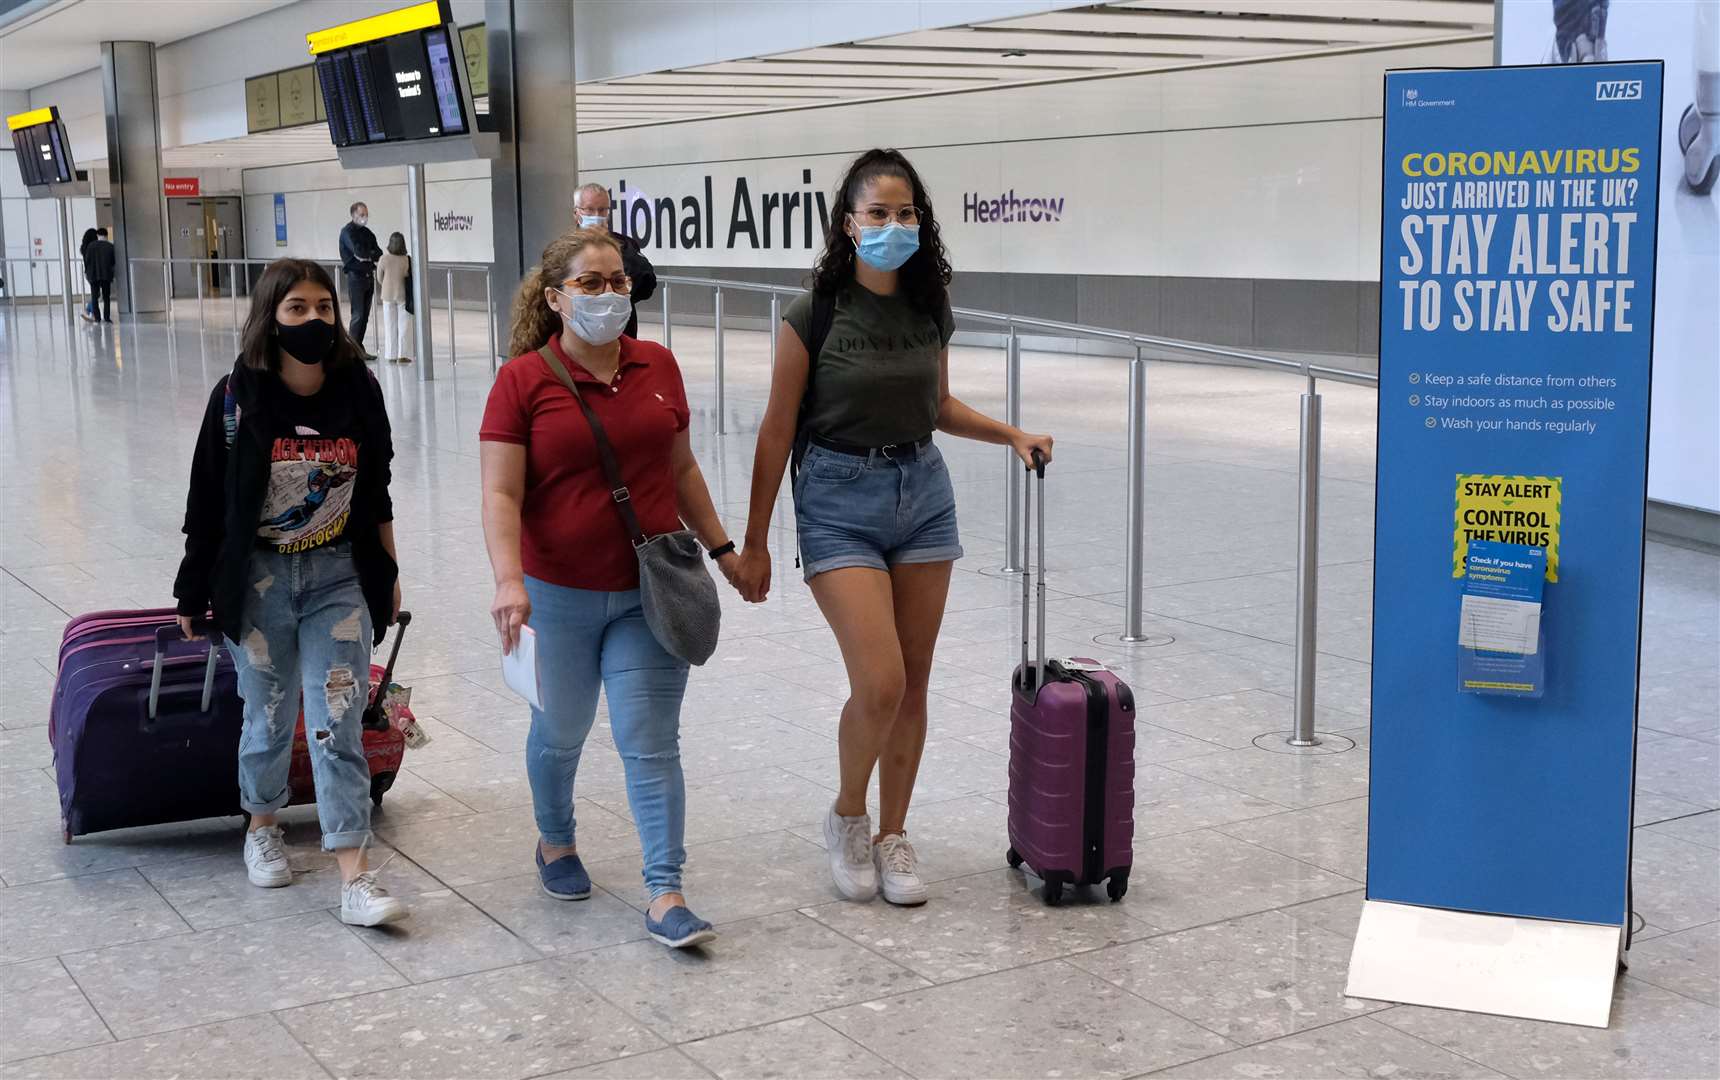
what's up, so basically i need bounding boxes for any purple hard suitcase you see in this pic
[1006,454,1137,904]
[51,608,244,841]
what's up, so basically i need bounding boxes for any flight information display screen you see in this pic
[314,24,468,148]
[8,111,75,187]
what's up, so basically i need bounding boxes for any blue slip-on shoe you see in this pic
[646,904,717,949]
[536,846,591,901]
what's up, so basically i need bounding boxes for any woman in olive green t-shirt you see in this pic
[734,149,1054,907]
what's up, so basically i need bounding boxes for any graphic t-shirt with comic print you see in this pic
[254,391,360,553]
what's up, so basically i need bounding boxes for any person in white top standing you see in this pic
[374,233,413,364]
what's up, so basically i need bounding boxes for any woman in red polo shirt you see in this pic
[479,228,740,949]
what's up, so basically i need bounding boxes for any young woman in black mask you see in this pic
[172,258,408,927]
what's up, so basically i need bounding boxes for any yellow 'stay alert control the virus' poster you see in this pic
[1453,474,1561,581]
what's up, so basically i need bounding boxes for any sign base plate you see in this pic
[1346,899,1623,1028]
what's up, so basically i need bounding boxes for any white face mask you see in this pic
[577,213,607,229]
[557,289,632,345]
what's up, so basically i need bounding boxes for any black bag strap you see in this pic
[791,290,838,472]
[536,348,647,548]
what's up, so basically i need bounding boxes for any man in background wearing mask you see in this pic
[339,202,382,360]
[574,183,657,339]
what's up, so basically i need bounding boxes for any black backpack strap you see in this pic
[791,290,837,476]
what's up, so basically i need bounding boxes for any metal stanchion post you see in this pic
[713,287,726,435]
[56,197,74,324]
[1290,376,1323,747]
[1121,344,1150,642]
[662,284,673,350]
[196,261,205,333]
[229,263,240,330]
[1002,323,1023,573]
[163,261,173,325]
[446,268,456,367]
[485,269,498,374]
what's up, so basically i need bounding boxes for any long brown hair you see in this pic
[506,228,621,358]
[239,259,363,371]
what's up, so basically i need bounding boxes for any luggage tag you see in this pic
[382,684,432,749]
[1060,657,1110,673]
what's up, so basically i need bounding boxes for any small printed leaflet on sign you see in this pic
[1458,541,1545,698]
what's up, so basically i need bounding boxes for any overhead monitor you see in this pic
[309,1,471,149]
[7,106,77,189]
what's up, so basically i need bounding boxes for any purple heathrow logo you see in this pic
[964,189,1065,224]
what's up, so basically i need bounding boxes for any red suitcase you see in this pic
[286,612,415,810]
[1006,454,1137,905]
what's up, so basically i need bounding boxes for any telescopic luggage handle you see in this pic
[151,622,219,719]
[1019,451,1049,694]
[362,610,411,732]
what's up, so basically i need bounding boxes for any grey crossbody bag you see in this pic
[537,348,721,666]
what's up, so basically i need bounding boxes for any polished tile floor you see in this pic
[1,302,1716,1079]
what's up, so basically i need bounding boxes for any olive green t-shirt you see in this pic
[782,283,955,447]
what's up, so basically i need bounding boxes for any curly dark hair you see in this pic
[810,148,952,317]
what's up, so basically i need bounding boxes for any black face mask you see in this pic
[275,318,337,366]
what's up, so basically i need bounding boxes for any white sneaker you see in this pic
[340,871,409,927]
[874,833,930,906]
[823,804,878,901]
[243,825,292,888]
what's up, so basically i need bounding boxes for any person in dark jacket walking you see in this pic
[83,228,116,323]
[78,228,98,320]
[574,183,657,339]
[171,258,408,928]
[339,202,382,358]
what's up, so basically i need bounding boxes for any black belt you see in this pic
[809,433,932,461]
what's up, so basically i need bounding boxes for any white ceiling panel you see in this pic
[1112,0,1492,26]
[990,10,1447,43]
[865,29,1310,57]
[0,0,299,91]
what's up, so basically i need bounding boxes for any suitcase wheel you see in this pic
[370,771,396,808]
[1107,876,1128,903]
[1006,847,1023,870]
[1043,880,1064,906]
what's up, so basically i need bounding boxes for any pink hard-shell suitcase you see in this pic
[1006,454,1137,904]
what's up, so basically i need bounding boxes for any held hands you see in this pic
[491,579,532,655]
[729,546,771,604]
[1011,431,1055,469]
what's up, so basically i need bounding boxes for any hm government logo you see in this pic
[1402,86,1456,109]
[1596,80,1643,101]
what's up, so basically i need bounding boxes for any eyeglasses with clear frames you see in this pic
[850,205,921,227]
[563,272,633,296]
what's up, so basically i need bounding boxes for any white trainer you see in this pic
[874,833,930,906]
[823,804,878,901]
[340,871,409,927]
[243,825,292,888]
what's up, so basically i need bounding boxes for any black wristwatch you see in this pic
[707,541,737,561]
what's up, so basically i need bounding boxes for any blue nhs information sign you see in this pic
[1369,63,1662,927]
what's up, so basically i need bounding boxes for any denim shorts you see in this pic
[793,441,963,582]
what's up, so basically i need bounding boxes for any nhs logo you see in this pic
[1596,80,1642,101]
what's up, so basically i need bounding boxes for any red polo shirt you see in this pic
[480,334,690,591]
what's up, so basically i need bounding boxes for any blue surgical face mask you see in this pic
[853,221,920,271]
[556,288,632,345]
[577,213,607,229]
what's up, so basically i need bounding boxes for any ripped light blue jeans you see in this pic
[523,577,690,899]
[226,544,374,850]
